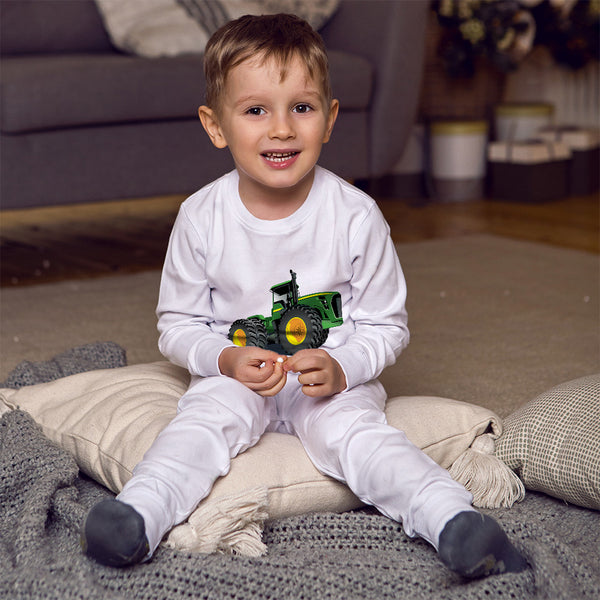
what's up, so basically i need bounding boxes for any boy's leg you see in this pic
[284,380,526,577]
[285,379,473,546]
[82,375,272,566]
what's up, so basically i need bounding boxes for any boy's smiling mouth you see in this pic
[261,151,300,169]
[262,151,299,163]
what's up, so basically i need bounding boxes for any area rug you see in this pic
[2,234,598,416]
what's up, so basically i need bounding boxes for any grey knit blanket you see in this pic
[1,344,599,599]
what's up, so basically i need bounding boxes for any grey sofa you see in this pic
[0,0,428,210]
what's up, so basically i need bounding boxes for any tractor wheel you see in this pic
[278,306,326,354]
[228,319,268,348]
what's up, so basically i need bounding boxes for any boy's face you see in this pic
[199,53,338,210]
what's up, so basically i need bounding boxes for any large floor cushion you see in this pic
[0,361,522,556]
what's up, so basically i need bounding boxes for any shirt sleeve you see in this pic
[156,205,234,377]
[327,203,409,390]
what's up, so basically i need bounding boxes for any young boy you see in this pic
[81,14,526,578]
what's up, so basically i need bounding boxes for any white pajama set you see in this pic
[117,167,474,556]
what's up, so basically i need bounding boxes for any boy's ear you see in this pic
[322,99,339,144]
[198,106,228,149]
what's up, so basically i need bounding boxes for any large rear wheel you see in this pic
[278,306,327,354]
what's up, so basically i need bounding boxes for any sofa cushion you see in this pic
[0,0,112,55]
[0,50,371,134]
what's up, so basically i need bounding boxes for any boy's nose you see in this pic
[269,112,295,140]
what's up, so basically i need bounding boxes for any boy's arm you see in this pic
[325,205,409,391]
[157,205,287,395]
[156,206,234,377]
[285,204,408,396]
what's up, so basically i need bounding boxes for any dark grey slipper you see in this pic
[81,499,150,567]
[438,511,528,579]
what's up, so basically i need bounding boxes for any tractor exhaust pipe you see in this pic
[290,270,299,306]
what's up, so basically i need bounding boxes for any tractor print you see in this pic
[228,270,343,354]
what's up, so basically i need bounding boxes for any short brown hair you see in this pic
[204,13,332,112]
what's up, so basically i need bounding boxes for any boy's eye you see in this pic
[246,107,265,116]
[293,104,313,114]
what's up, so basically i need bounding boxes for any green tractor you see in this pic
[228,270,343,354]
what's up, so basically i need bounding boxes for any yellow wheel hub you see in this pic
[232,328,247,347]
[285,317,307,345]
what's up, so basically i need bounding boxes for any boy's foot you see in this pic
[438,511,528,579]
[81,499,150,567]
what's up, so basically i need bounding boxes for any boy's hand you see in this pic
[219,347,287,397]
[283,349,347,398]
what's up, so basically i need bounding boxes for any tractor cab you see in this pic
[270,271,299,317]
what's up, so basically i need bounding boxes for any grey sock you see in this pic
[438,511,528,578]
[81,499,150,567]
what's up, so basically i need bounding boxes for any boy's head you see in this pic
[199,13,339,213]
[203,13,332,115]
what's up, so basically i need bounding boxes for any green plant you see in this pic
[435,0,600,77]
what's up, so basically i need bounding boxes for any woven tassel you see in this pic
[165,487,270,557]
[449,433,525,509]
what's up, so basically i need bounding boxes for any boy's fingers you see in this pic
[259,374,287,397]
[284,352,321,373]
[247,353,285,379]
[252,361,286,390]
[257,364,287,397]
[299,384,325,398]
[253,350,284,365]
[297,370,322,386]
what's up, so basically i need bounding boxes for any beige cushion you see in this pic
[0,361,514,556]
[496,374,600,510]
[95,0,209,58]
[94,0,340,58]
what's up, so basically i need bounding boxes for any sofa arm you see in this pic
[320,0,429,177]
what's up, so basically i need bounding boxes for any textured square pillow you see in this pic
[0,361,521,556]
[496,374,600,510]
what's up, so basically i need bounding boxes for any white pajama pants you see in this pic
[118,373,475,555]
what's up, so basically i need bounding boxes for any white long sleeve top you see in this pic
[156,166,409,391]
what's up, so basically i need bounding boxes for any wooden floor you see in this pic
[1,192,598,287]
